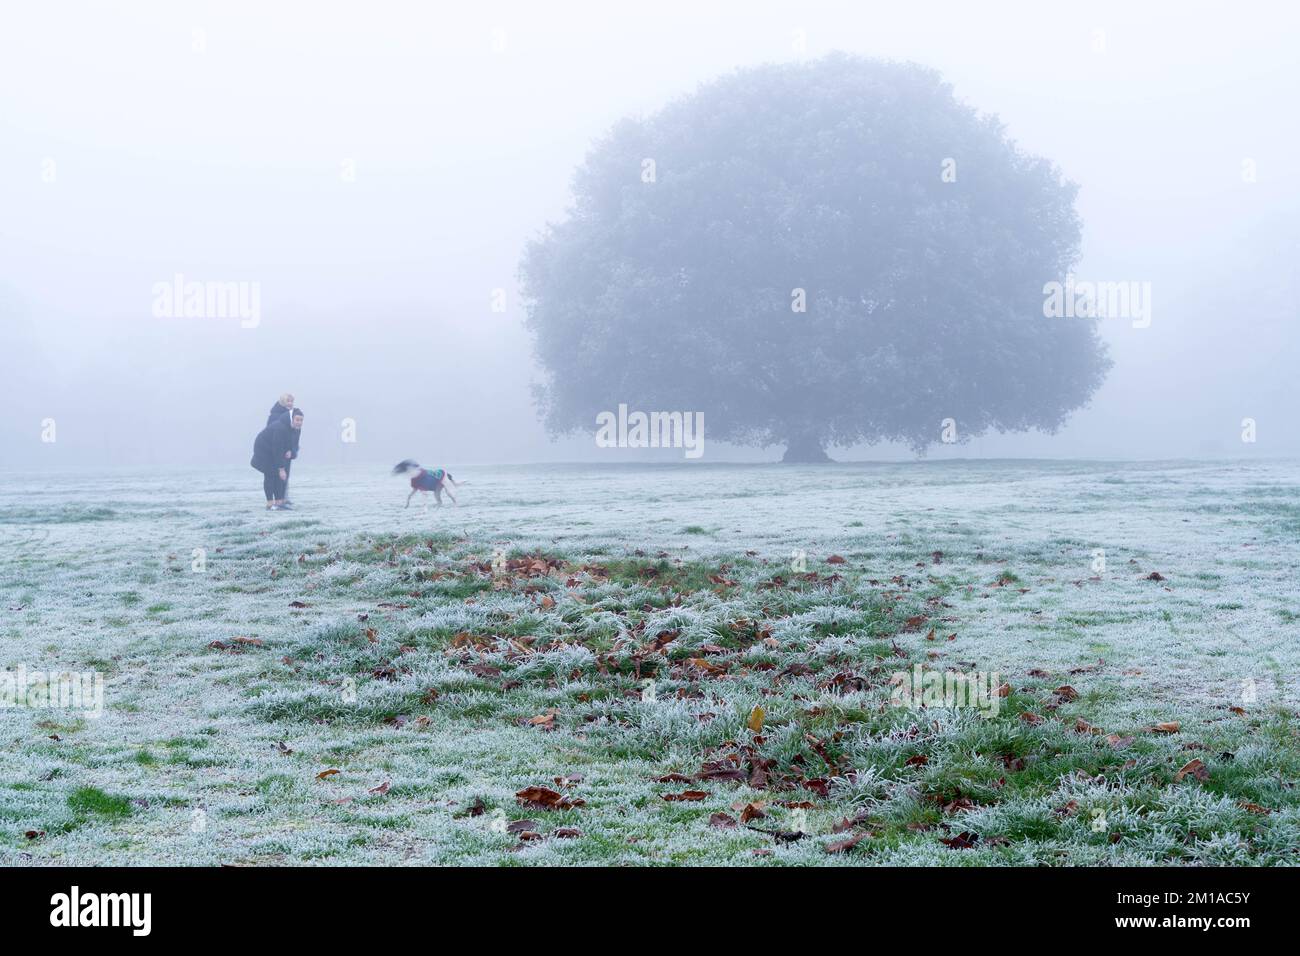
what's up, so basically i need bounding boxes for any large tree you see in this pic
[520,54,1110,461]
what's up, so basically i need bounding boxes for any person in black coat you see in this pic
[251,408,303,510]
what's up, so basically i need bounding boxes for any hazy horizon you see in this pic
[3,1,1297,468]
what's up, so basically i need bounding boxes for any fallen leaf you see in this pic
[516,786,584,810]
[368,780,391,795]
[746,825,804,842]
[316,769,341,780]
[747,705,765,734]
[832,809,872,833]
[825,832,865,853]
[662,790,709,802]
[941,831,979,849]
[1150,721,1181,734]
[709,812,738,829]
[655,772,692,784]
[1174,758,1208,783]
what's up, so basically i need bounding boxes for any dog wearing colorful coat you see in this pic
[392,459,460,508]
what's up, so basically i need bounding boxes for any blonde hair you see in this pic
[279,392,294,406]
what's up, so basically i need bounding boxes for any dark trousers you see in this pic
[261,468,286,502]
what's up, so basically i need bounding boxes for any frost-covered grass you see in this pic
[1,460,1298,865]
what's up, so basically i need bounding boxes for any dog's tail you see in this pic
[392,459,421,476]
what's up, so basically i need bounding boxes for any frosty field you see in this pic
[2,459,1298,866]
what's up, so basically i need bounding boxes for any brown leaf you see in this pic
[662,790,709,802]
[825,555,847,565]
[941,831,979,849]
[1150,721,1181,734]
[288,600,310,608]
[1239,802,1271,815]
[833,809,872,833]
[695,764,747,782]
[654,772,692,784]
[747,705,765,734]
[1105,733,1135,749]
[1054,685,1079,702]
[516,786,584,810]
[709,812,738,829]
[553,827,583,838]
[825,832,865,854]
[316,768,341,780]
[1174,758,1208,783]
[1019,712,1045,725]
[735,801,767,823]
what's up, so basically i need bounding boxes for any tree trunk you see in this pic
[782,433,832,463]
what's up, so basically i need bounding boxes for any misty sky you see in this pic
[1,0,1296,468]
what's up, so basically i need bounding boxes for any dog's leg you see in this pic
[406,488,415,509]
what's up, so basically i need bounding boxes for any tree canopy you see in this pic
[520,54,1110,460]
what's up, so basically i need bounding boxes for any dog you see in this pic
[392,459,460,508]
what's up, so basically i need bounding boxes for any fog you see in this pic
[2,0,1296,468]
